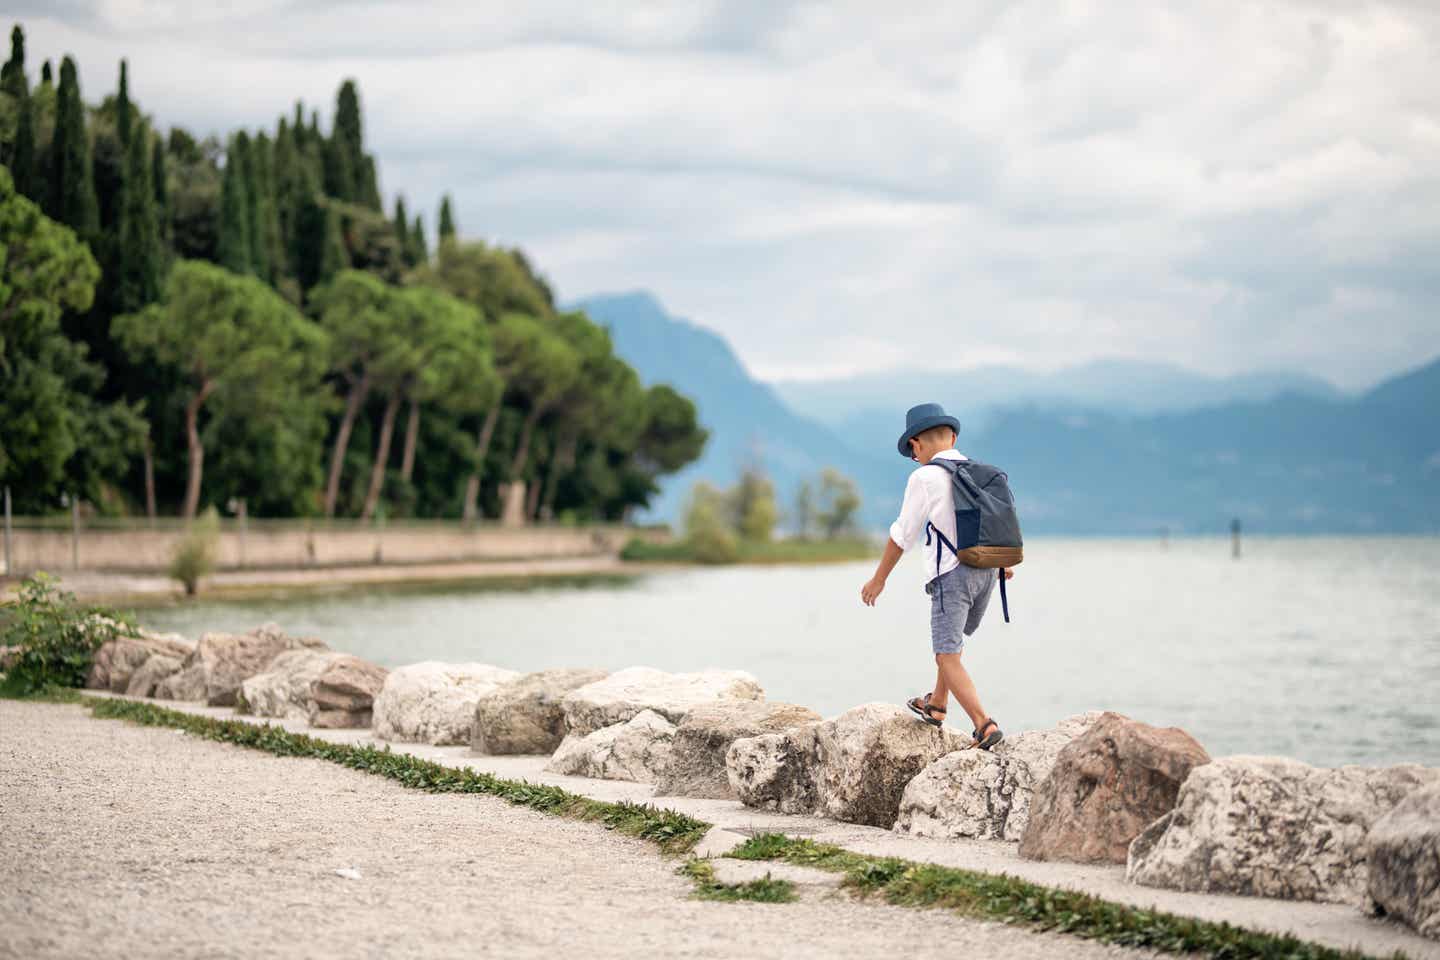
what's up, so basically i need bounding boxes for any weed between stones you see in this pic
[679,860,797,903]
[727,835,1406,960]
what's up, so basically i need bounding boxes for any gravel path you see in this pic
[0,700,1153,960]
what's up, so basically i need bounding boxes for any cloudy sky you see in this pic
[20,1,1440,389]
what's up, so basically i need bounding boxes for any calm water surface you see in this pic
[139,537,1440,767]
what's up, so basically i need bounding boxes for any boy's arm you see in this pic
[861,538,903,606]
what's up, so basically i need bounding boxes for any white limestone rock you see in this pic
[371,661,521,745]
[545,709,676,783]
[559,666,764,738]
[895,712,1103,842]
[1367,782,1440,940]
[1126,755,1440,905]
[655,700,822,800]
[471,668,610,755]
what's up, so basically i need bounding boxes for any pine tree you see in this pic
[115,59,131,147]
[46,56,99,236]
[438,194,456,244]
[217,133,252,274]
[410,214,428,266]
[116,121,161,312]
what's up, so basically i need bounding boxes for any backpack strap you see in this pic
[998,569,1010,623]
[924,520,957,611]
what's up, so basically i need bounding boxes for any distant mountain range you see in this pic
[575,290,1440,534]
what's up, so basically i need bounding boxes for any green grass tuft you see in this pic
[0,679,87,703]
[680,859,797,903]
[82,696,711,854]
[727,834,1402,960]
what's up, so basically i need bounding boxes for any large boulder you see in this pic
[124,653,183,698]
[1020,712,1210,864]
[895,711,1102,842]
[726,726,821,815]
[559,667,764,737]
[372,661,520,745]
[240,649,342,721]
[655,700,822,799]
[1367,783,1440,939]
[728,703,968,828]
[545,709,676,783]
[1127,756,1440,905]
[152,624,327,706]
[86,628,193,692]
[472,668,609,755]
[308,655,389,729]
[240,651,387,728]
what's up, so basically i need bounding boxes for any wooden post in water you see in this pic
[71,495,80,570]
[1231,517,1242,559]
[3,486,11,576]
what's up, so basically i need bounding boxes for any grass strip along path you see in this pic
[74,695,1404,960]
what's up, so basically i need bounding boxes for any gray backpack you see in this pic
[925,458,1023,621]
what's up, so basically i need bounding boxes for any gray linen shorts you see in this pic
[925,565,996,655]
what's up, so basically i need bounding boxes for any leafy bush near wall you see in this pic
[0,573,137,696]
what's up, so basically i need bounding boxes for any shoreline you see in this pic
[36,688,1437,960]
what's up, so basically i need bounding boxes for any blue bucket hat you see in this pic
[896,402,961,458]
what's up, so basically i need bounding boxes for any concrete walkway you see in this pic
[15,555,636,604]
[81,692,1437,960]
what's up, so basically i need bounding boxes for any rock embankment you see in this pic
[1126,756,1440,906]
[72,619,1440,943]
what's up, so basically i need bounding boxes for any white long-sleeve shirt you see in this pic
[888,448,968,582]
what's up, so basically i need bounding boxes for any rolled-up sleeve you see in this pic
[887,471,927,550]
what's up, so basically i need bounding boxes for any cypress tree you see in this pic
[151,135,167,221]
[217,133,252,274]
[0,25,26,99]
[332,79,363,194]
[236,131,268,280]
[115,59,131,147]
[253,131,283,282]
[410,213,428,266]
[393,195,410,265]
[46,56,99,236]
[12,86,35,198]
[359,155,380,211]
[116,121,161,312]
[318,204,349,285]
[438,194,456,244]
[40,60,51,85]
[322,134,353,202]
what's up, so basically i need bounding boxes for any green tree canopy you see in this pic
[0,166,140,508]
[113,259,327,518]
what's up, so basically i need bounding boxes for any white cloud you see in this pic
[17,1,1440,390]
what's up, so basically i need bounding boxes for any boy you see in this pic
[860,402,1010,750]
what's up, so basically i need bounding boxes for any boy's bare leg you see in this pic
[933,653,987,734]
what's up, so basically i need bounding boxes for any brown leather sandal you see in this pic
[906,693,946,728]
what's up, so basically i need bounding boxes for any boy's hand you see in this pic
[1003,568,1014,580]
[860,576,886,606]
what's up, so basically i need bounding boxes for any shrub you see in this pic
[0,573,137,696]
[683,483,740,564]
[169,506,220,596]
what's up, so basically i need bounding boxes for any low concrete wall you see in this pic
[2,522,666,575]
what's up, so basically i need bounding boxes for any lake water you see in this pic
[137,537,1440,768]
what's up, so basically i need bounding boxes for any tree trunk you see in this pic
[525,465,544,520]
[142,434,157,526]
[508,407,541,481]
[462,405,501,525]
[399,397,420,483]
[323,375,369,518]
[360,391,402,522]
[181,378,214,521]
[538,432,577,521]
